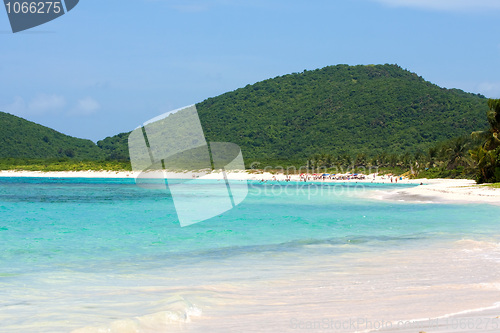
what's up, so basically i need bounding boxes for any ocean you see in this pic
[1,177,500,332]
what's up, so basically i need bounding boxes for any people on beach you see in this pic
[252,172,406,183]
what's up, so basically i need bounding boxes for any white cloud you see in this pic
[477,82,500,98]
[3,96,27,116]
[29,94,66,113]
[1,95,101,118]
[370,0,500,12]
[70,97,101,116]
[2,94,66,117]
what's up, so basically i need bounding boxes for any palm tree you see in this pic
[470,146,497,183]
[472,99,500,150]
[470,99,500,183]
[427,147,438,168]
[355,153,367,167]
[486,99,500,150]
[445,136,471,170]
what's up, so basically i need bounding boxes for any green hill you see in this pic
[96,132,129,160]
[1,64,489,167]
[197,64,487,164]
[0,112,105,160]
[99,64,488,166]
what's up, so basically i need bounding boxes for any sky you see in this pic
[1,0,499,142]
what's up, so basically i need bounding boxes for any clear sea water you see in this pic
[1,177,500,332]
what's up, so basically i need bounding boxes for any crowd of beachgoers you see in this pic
[1,169,499,204]
[266,172,406,183]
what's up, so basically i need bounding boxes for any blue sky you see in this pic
[1,0,499,141]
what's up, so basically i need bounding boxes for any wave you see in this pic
[71,295,202,333]
[130,234,436,270]
[362,302,500,333]
[368,188,441,204]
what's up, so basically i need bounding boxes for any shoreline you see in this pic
[373,301,500,333]
[0,169,435,183]
[2,171,499,332]
[1,170,499,205]
[0,170,139,178]
[373,178,500,206]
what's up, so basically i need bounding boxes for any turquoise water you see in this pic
[1,178,500,332]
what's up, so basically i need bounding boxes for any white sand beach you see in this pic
[374,304,500,333]
[1,170,499,205]
[2,170,499,333]
[0,169,427,182]
[375,178,500,205]
[0,170,139,178]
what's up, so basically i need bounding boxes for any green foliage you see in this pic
[98,64,487,167]
[470,99,500,183]
[480,183,500,188]
[197,64,487,164]
[0,64,491,174]
[0,158,131,171]
[300,134,480,179]
[97,132,130,160]
[0,112,105,160]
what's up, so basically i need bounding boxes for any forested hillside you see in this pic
[1,64,489,168]
[0,112,105,160]
[98,64,488,165]
[197,64,487,164]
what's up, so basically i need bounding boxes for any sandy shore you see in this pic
[1,170,499,205]
[2,170,499,332]
[0,170,139,178]
[0,169,419,182]
[375,303,500,333]
[374,178,500,206]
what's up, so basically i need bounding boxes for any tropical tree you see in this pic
[470,99,500,183]
[355,153,367,167]
[445,136,471,170]
[485,99,500,150]
[470,146,499,183]
[427,146,438,168]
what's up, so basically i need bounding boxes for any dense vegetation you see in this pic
[469,99,500,183]
[197,64,487,166]
[0,158,131,171]
[0,64,494,178]
[303,99,500,183]
[0,112,105,160]
[96,64,488,167]
[96,132,130,161]
[303,134,482,179]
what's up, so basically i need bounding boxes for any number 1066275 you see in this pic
[5,1,62,14]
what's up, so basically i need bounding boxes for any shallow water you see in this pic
[0,178,499,332]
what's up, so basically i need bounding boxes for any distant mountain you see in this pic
[100,64,488,165]
[0,112,105,160]
[96,132,129,160]
[2,64,489,166]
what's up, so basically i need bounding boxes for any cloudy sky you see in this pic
[1,0,499,141]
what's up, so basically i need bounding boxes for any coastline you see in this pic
[373,178,500,206]
[0,169,427,182]
[373,302,500,333]
[0,170,139,178]
[1,170,499,205]
[2,170,500,332]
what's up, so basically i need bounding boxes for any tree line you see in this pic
[303,99,500,183]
